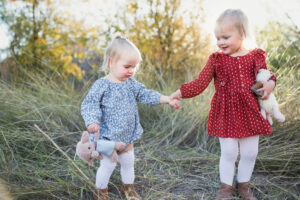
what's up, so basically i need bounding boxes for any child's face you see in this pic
[215,22,243,55]
[109,50,140,82]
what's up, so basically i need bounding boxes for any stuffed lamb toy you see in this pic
[251,69,285,125]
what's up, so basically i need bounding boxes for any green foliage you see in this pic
[0,0,101,81]
[257,21,300,71]
[104,0,212,87]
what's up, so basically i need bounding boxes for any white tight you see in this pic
[219,135,259,186]
[95,150,135,189]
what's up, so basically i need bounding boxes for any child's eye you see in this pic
[224,36,229,40]
[124,65,131,68]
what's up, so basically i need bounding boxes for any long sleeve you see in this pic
[180,54,215,98]
[81,79,106,127]
[254,48,277,84]
[129,78,161,106]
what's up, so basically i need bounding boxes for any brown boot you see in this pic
[216,183,234,199]
[93,187,109,200]
[237,182,258,200]
[121,183,141,200]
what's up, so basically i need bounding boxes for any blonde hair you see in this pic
[102,35,142,71]
[215,9,257,49]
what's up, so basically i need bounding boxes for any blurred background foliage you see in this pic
[0,0,299,199]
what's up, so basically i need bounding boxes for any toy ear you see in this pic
[81,131,90,144]
[76,142,81,156]
[251,82,264,97]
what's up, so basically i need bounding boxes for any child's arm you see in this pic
[129,79,181,108]
[81,80,105,131]
[129,78,161,105]
[178,54,215,98]
[254,49,277,100]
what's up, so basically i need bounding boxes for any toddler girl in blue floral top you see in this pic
[81,36,179,199]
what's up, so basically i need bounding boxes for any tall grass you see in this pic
[0,55,299,200]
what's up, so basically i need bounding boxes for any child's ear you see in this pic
[108,58,111,68]
[81,131,90,143]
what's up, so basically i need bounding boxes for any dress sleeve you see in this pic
[81,79,105,127]
[180,54,215,98]
[254,49,277,84]
[129,78,161,106]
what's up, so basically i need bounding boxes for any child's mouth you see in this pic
[221,47,228,51]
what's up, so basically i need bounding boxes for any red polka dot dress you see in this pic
[180,48,276,138]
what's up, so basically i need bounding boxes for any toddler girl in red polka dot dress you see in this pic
[171,9,278,200]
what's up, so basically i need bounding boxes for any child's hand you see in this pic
[159,95,180,109]
[87,123,100,134]
[170,89,182,100]
[256,80,275,100]
[169,99,180,109]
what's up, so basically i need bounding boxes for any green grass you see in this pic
[0,60,299,200]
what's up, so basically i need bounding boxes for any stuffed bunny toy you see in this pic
[251,69,285,125]
[76,131,125,166]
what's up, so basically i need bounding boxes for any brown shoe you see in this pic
[121,183,141,200]
[216,183,234,199]
[237,182,258,200]
[93,187,109,200]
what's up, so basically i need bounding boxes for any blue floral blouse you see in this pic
[81,78,161,145]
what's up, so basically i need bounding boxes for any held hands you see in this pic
[256,80,275,100]
[87,123,100,134]
[159,95,180,109]
[169,98,180,110]
[168,89,182,110]
[170,89,182,100]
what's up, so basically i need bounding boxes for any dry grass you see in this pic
[0,55,299,199]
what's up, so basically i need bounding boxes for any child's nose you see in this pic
[218,39,224,45]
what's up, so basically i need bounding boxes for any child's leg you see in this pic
[219,138,239,186]
[95,155,117,189]
[237,135,259,183]
[118,149,135,184]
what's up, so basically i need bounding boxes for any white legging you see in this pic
[96,150,135,189]
[219,135,259,186]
